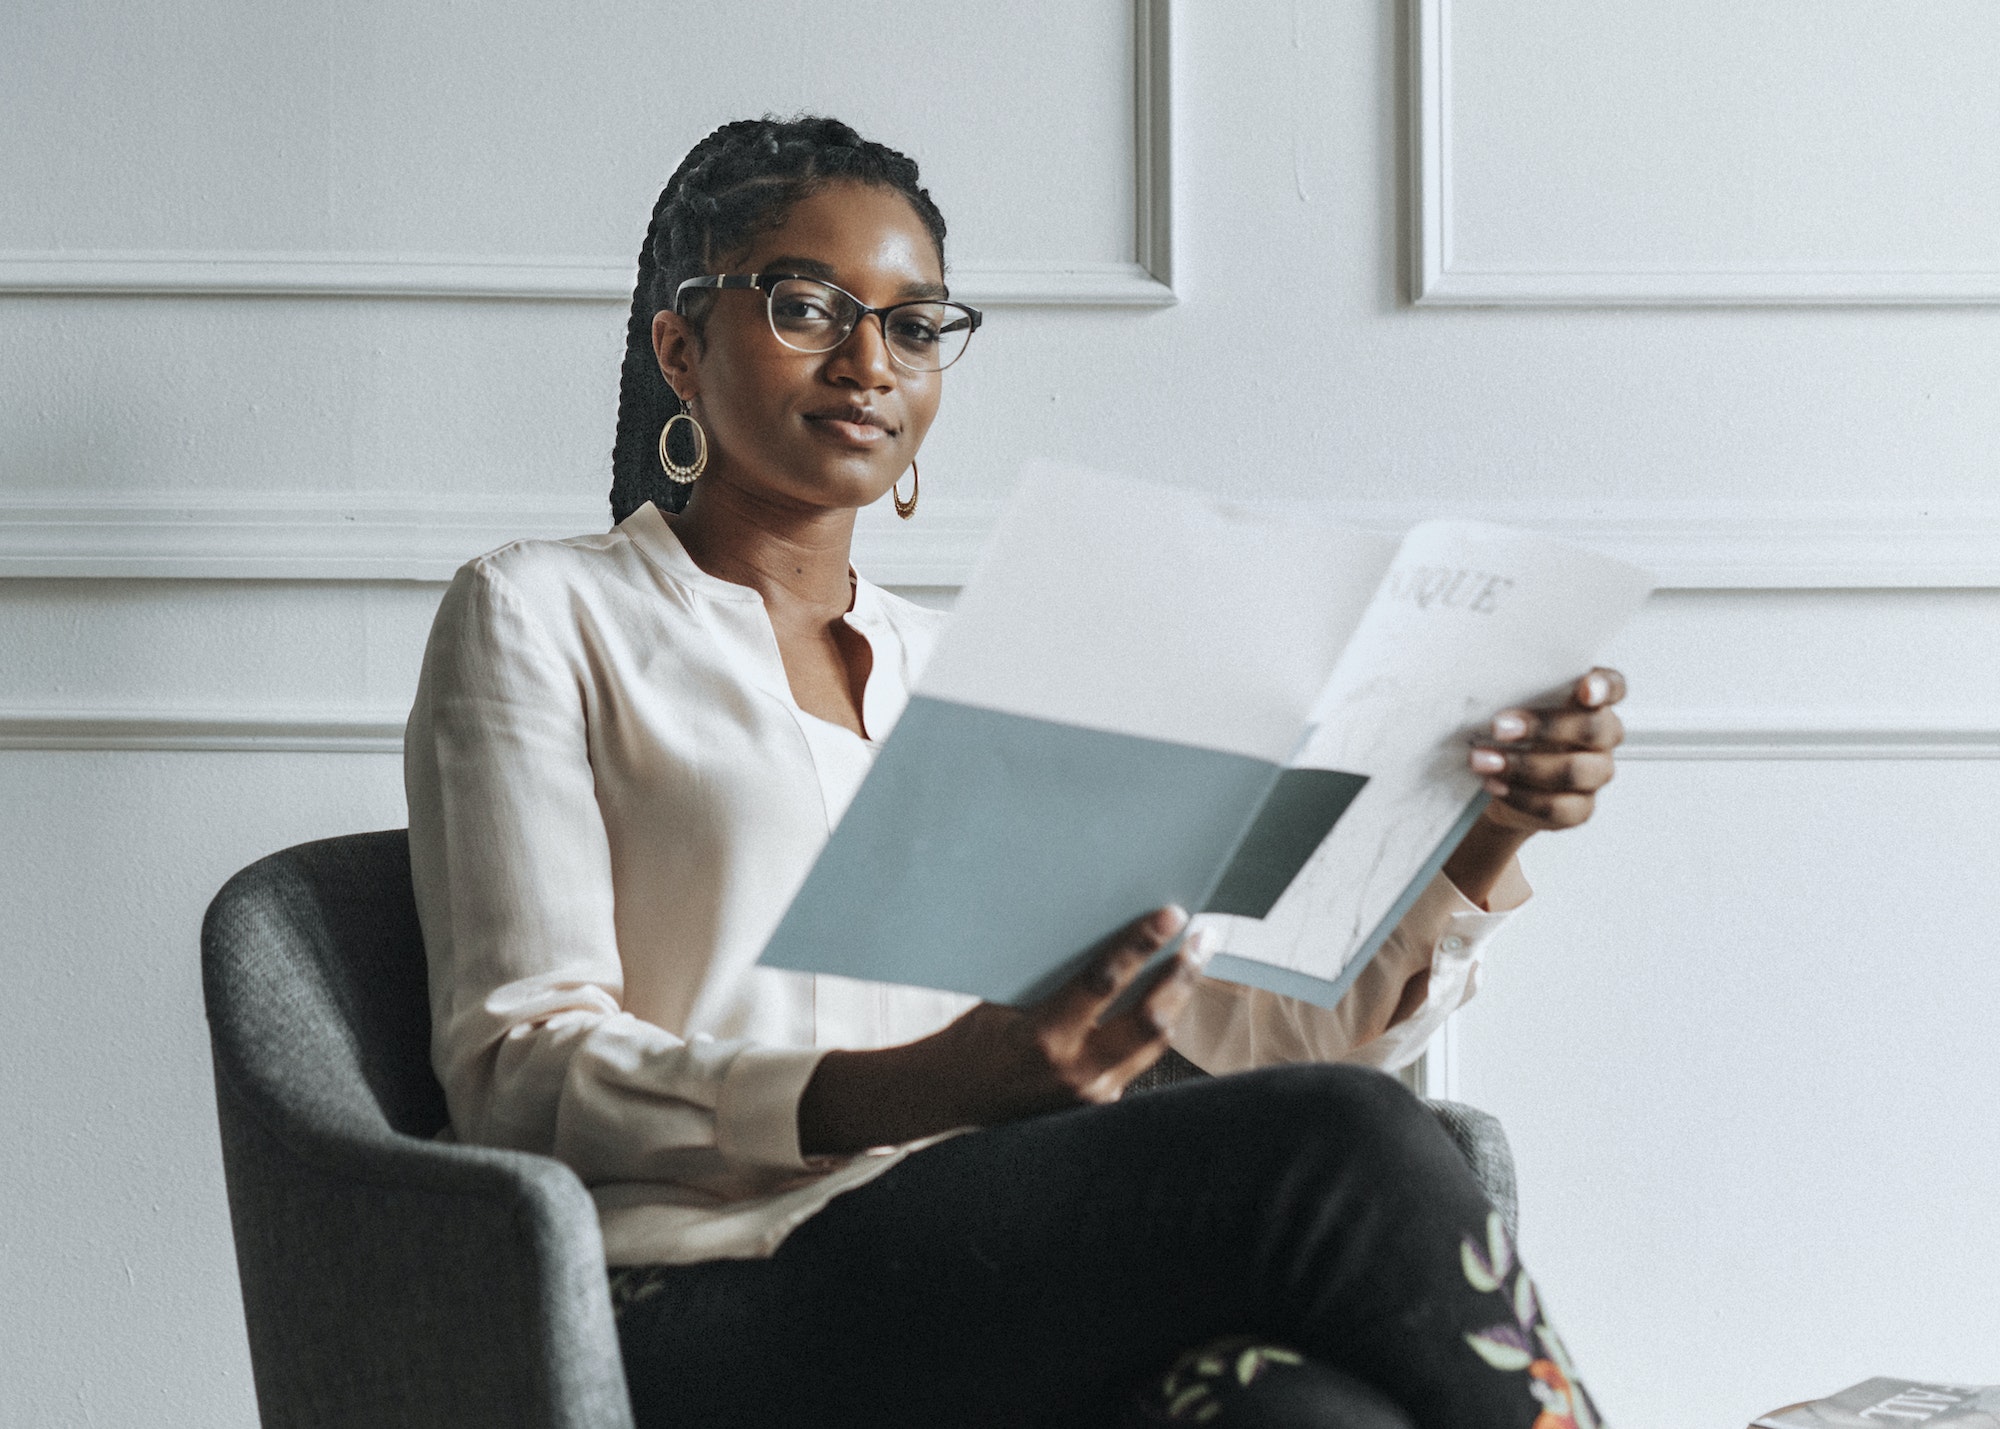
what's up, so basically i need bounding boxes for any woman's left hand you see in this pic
[1468,666,1627,833]
[1441,667,1627,907]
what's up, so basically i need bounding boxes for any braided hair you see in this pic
[610,115,949,523]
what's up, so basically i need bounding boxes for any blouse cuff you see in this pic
[1441,856,1528,981]
[1395,856,1531,957]
[1339,860,1532,1071]
[715,1045,832,1172]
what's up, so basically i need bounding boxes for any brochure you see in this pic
[757,462,1654,1007]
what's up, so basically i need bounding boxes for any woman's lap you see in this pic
[615,1064,1591,1429]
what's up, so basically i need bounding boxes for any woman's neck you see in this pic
[670,480,859,617]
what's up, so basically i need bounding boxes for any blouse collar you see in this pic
[621,502,763,604]
[621,499,895,631]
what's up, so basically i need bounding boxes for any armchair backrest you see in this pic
[203,828,447,1144]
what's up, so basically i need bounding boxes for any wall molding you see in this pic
[0,496,995,586]
[3,708,1994,759]
[1402,1018,1460,1102]
[0,253,1175,308]
[0,711,408,754]
[1134,0,1174,296]
[0,3,1174,311]
[1410,0,2000,307]
[1618,717,2000,763]
[3,494,1995,589]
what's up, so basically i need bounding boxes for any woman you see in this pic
[406,116,1624,1428]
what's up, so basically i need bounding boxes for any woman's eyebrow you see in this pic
[758,256,949,302]
[759,255,838,280]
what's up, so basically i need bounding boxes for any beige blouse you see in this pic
[404,504,1528,1266]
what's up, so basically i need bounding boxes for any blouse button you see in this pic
[1441,935,1467,953]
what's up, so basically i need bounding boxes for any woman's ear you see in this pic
[652,308,701,402]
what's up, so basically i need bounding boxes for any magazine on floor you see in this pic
[757,462,1654,1008]
[1753,1379,2000,1428]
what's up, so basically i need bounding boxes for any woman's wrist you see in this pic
[797,1036,972,1157]
[1441,814,1533,911]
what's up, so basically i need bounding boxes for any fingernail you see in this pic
[1491,713,1529,741]
[1482,777,1509,796]
[1149,905,1188,939]
[1183,929,1212,971]
[1469,749,1506,774]
[1582,673,1610,707]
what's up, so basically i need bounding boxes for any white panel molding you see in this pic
[4,708,1994,759]
[0,252,638,301]
[1134,0,1174,295]
[1463,499,2000,590]
[1398,1016,1459,1100]
[0,495,998,586]
[1618,717,2000,763]
[3,494,1995,589]
[1410,0,2000,307]
[0,253,1174,308]
[0,3,1173,311]
[0,711,408,754]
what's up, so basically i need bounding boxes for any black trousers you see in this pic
[615,1064,1601,1428]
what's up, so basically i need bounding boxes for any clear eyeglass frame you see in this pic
[674,273,983,373]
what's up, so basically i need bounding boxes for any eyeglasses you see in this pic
[674,273,983,373]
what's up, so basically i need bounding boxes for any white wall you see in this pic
[2,3,1996,1425]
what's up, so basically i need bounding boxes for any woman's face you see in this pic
[653,180,947,518]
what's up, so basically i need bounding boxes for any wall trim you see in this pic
[4,708,1994,759]
[0,253,1175,308]
[0,496,995,586]
[1403,1017,1461,1102]
[1618,718,2000,763]
[1134,0,1174,295]
[0,711,408,754]
[3,494,1995,589]
[1410,0,2000,307]
[0,4,1174,311]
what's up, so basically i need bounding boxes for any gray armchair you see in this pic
[201,830,1517,1429]
[202,830,633,1429]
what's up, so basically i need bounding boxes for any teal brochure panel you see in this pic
[1202,767,1369,919]
[759,696,1278,1006]
[1201,792,1491,1009]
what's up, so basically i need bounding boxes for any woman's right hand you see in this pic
[797,907,1206,1156]
[932,906,1206,1126]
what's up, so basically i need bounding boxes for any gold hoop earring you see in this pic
[657,406,708,485]
[892,461,919,520]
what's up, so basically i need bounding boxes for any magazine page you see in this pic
[1753,1379,2000,1428]
[1196,520,1654,1006]
[757,462,1399,1005]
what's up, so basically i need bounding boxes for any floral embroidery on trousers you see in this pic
[1460,1209,1603,1429]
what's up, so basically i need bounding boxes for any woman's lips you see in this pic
[804,414,891,447]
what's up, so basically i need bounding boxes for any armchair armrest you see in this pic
[1421,1098,1518,1244]
[213,1061,633,1429]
